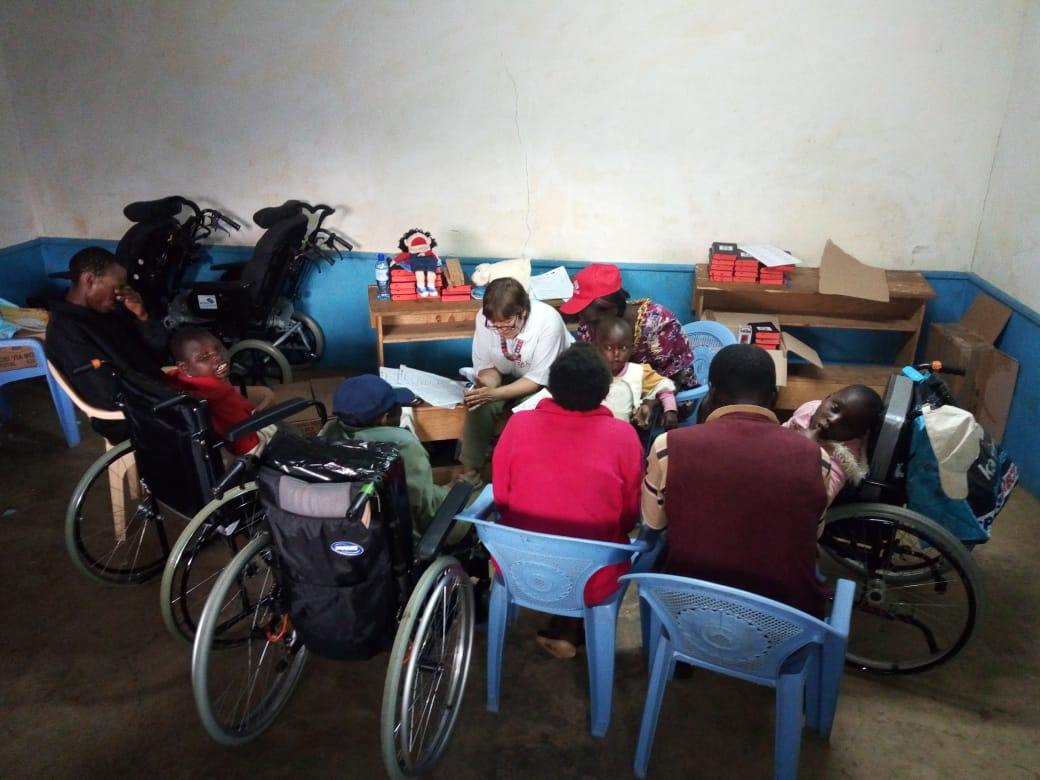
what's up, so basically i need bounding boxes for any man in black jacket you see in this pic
[46,246,169,441]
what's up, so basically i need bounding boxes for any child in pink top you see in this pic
[783,385,883,503]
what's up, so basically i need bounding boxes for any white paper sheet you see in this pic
[529,266,574,301]
[379,364,465,408]
[737,244,803,268]
[511,388,552,413]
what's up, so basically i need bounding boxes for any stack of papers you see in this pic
[529,266,574,301]
[737,245,803,268]
[379,365,465,408]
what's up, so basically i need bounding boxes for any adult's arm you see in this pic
[641,432,669,530]
[46,320,120,411]
[648,317,695,385]
[134,316,170,361]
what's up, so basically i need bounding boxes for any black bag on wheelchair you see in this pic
[258,432,413,661]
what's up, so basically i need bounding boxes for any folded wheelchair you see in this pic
[165,200,353,385]
[63,360,322,645]
[817,362,985,674]
[189,431,479,779]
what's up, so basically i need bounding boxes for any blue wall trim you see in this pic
[2,237,1036,494]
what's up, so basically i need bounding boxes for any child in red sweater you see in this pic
[164,327,275,456]
[493,342,643,658]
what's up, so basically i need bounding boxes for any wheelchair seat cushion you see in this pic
[123,197,183,222]
[260,429,401,484]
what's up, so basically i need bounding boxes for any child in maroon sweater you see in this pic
[164,327,275,456]
[493,343,643,657]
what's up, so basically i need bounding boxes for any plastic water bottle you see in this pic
[375,254,390,300]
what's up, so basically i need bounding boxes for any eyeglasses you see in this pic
[485,315,525,333]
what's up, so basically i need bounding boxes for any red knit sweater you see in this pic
[164,369,259,456]
[492,398,643,604]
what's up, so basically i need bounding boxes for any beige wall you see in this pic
[0,0,1028,271]
[972,1,1040,311]
[0,52,38,247]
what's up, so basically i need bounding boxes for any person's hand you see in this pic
[464,385,499,410]
[662,410,679,430]
[116,286,148,320]
[633,401,654,428]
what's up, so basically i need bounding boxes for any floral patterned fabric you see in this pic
[576,299,697,394]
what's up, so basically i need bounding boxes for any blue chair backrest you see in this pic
[458,486,648,614]
[682,321,737,386]
[622,573,840,687]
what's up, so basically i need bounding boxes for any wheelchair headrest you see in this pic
[123,197,183,223]
[253,200,305,230]
[260,429,401,484]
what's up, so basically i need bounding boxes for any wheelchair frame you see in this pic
[817,364,985,674]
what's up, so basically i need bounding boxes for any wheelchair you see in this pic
[189,431,480,779]
[817,362,985,674]
[165,200,353,385]
[115,195,242,319]
[63,360,321,646]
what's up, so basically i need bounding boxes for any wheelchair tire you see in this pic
[819,502,982,674]
[192,532,309,745]
[276,312,325,368]
[65,440,170,585]
[227,339,293,386]
[381,555,475,779]
[160,483,264,643]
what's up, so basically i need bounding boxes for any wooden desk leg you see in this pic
[376,316,385,367]
[895,305,925,366]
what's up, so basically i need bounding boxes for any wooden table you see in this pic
[367,286,573,366]
[693,265,936,410]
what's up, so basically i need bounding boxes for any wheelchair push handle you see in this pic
[348,477,383,519]
[72,358,107,375]
[915,360,966,376]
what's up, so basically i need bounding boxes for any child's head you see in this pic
[809,385,883,442]
[548,343,612,411]
[332,375,416,427]
[593,316,634,376]
[171,327,229,381]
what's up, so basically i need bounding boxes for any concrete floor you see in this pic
[1,375,1038,779]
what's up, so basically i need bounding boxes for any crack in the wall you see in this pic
[505,66,532,257]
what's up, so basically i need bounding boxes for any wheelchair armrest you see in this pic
[415,482,474,563]
[455,483,495,523]
[223,397,323,444]
[190,280,254,295]
[209,261,247,272]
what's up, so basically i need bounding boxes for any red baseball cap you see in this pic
[560,263,623,314]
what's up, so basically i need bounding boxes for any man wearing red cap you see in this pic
[561,264,697,405]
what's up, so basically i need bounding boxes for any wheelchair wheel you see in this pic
[192,532,309,745]
[160,483,264,643]
[381,556,475,779]
[65,440,170,585]
[819,503,982,674]
[228,339,293,386]
[276,312,325,368]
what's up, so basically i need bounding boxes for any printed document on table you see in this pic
[737,245,803,267]
[380,365,465,408]
[530,266,574,301]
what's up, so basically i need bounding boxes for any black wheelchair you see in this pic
[165,200,353,385]
[63,360,322,645]
[189,431,480,779]
[817,362,986,674]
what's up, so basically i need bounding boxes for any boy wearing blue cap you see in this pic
[319,375,464,533]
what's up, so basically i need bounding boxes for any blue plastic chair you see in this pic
[456,485,663,737]
[622,573,854,780]
[0,338,79,447]
[643,320,736,450]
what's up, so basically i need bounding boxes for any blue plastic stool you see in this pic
[622,573,854,780]
[0,338,80,447]
[457,485,662,737]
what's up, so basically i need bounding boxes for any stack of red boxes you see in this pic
[708,243,793,285]
[708,242,738,281]
[747,322,782,350]
[388,266,443,301]
[440,284,473,302]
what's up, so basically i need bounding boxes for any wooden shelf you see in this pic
[776,314,921,331]
[383,321,474,344]
[776,364,894,411]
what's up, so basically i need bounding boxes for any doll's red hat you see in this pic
[560,264,623,314]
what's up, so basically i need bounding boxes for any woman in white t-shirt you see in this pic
[459,278,571,475]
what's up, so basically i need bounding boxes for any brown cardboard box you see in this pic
[703,310,823,385]
[309,376,345,427]
[0,343,38,372]
[267,380,324,436]
[923,292,1018,441]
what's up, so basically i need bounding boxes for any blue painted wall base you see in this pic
[3,236,1038,495]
